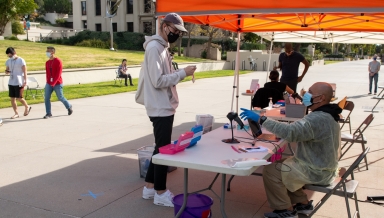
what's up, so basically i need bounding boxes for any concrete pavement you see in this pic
[0,60,383,217]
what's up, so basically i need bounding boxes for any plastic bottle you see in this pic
[268,97,273,108]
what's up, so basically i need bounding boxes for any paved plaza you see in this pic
[0,60,383,217]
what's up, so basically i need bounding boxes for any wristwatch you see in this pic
[259,116,267,125]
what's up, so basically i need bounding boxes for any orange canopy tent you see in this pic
[156,1,384,32]
[155,0,384,112]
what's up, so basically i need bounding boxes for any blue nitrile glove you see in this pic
[240,108,260,122]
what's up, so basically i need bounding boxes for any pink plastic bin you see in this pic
[159,132,194,155]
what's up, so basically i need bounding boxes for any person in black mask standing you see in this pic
[135,13,196,207]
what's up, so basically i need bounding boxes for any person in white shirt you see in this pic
[4,47,31,119]
[368,55,380,95]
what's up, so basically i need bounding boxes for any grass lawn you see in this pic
[324,61,342,65]
[0,40,206,71]
[0,70,251,109]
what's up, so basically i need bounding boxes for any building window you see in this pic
[143,21,152,35]
[95,0,101,16]
[81,1,87,15]
[95,23,102,32]
[82,20,87,29]
[112,23,117,32]
[144,0,151,13]
[126,0,133,14]
[127,22,133,32]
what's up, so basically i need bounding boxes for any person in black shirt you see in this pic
[264,70,294,96]
[274,43,310,93]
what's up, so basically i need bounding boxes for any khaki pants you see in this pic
[262,159,308,210]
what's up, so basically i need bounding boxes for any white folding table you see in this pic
[152,127,286,218]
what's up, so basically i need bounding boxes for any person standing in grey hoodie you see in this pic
[135,13,196,207]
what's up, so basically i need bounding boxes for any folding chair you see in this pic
[338,96,347,110]
[329,83,337,101]
[339,101,355,134]
[114,70,123,85]
[339,114,374,170]
[304,147,370,218]
[25,77,44,100]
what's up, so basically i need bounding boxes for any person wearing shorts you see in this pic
[4,47,31,119]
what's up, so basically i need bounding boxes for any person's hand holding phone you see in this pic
[184,65,196,76]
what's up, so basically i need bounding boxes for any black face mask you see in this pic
[166,27,179,43]
[167,31,179,43]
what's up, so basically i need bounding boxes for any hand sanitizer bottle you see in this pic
[268,97,273,109]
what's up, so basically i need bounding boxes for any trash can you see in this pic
[173,193,213,218]
[137,145,177,178]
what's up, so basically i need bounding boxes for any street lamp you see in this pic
[152,0,157,35]
[105,0,122,51]
[24,14,29,41]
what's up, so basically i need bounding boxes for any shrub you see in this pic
[55,18,66,27]
[240,42,266,50]
[201,50,207,59]
[8,35,19,40]
[75,39,118,49]
[12,21,25,36]
[63,30,145,50]
[171,47,184,54]
[221,52,227,60]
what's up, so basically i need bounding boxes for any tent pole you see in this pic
[231,31,241,113]
[266,32,274,83]
[236,32,241,113]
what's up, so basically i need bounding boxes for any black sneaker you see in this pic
[264,209,298,218]
[43,114,52,119]
[294,200,314,215]
[68,106,73,115]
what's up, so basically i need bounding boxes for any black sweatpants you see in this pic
[119,74,133,85]
[145,115,174,190]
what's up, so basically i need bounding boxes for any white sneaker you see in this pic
[153,190,174,207]
[142,186,155,199]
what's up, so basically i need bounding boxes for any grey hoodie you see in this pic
[135,35,186,117]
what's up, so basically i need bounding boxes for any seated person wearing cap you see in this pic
[240,82,341,218]
[264,70,294,97]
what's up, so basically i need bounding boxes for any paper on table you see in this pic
[250,79,259,92]
[222,158,271,168]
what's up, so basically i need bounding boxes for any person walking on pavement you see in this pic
[368,55,380,95]
[43,46,73,119]
[4,47,32,119]
[135,13,196,207]
[274,43,310,93]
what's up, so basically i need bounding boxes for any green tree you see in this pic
[44,0,72,14]
[34,0,45,14]
[11,20,24,36]
[243,32,261,43]
[200,25,221,59]
[0,0,37,35]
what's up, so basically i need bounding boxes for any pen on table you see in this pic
[246,147,260,150]
[231,146,241,153]
[238,148,247,153]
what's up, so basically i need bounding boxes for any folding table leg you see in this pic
[220,174,228,218]
[175,168,189,218]
[227,175,235,191]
